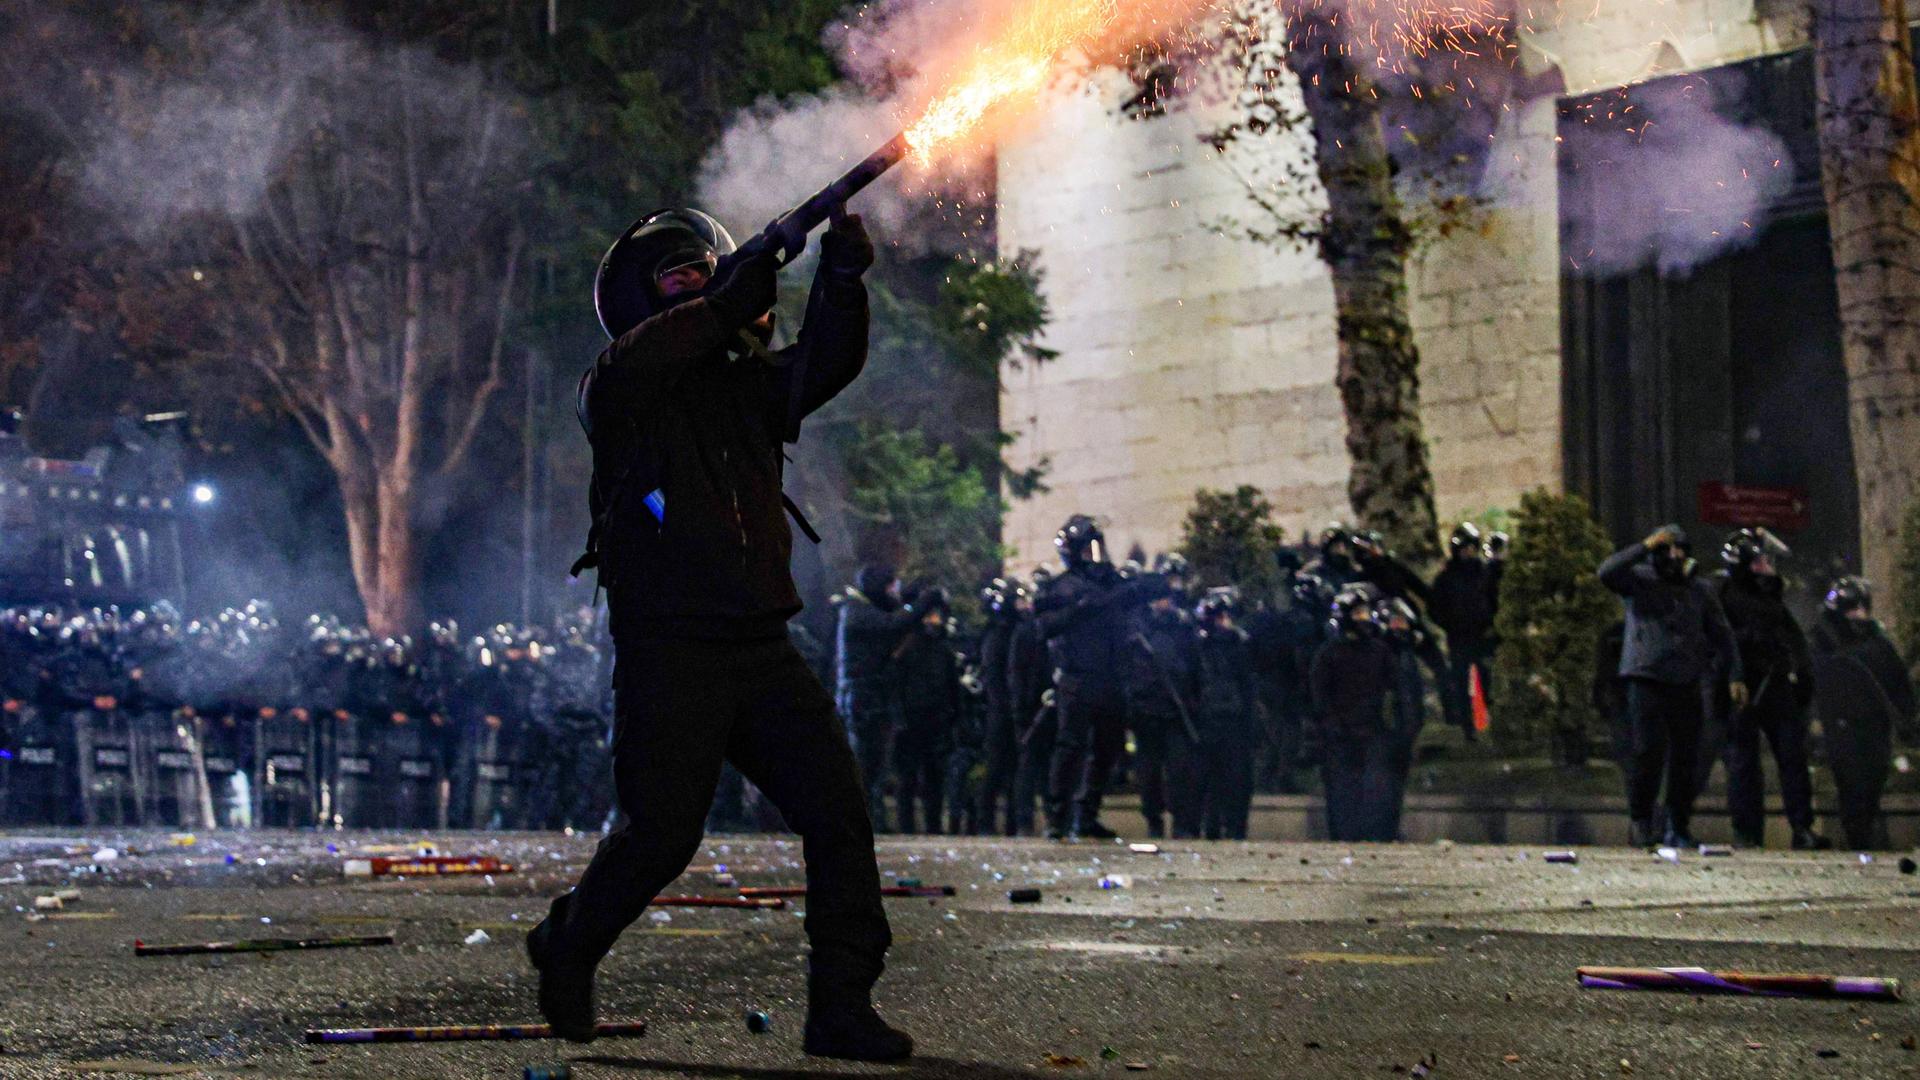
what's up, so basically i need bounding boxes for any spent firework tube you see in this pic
[1577,966,1902,1001]
[135,934,393,957]
[343,855,513,877]
[738,885,956,900]
[305,1020,648,1044]
[650,895,785,909]
[1543,851,1579,864]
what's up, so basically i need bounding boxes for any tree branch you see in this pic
[436,225,523,479]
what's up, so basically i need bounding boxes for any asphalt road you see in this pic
[2,830,1917,1078]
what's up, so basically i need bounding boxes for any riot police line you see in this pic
[0,603,616,831]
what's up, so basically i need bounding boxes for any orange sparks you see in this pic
[903,0,1123,163]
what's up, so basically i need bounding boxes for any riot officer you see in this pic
[1246,567,1332,794]
[533,206,908,1060]
[1035,514,1170,840]
[1310,583,1396,842]
[1124,574,1200,839]
[1351,530,1433,609]
[834,564,919,830]
[889,586,960,834]
[1306,525,1364,591]
[1370,597,1433,841]
[1006,569,1054,836]
[976,577,1029,836]
[1810,577,1915,850]
[1711,530,1825,849]
[1599,525,1744,849]
[1428,523,1503,740]
[1193,590,1259,841]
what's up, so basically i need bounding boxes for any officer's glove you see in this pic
[1727,680,1750,710]
[706,249,780,331]
[820,212,875,282]
[1642,526,1676,550]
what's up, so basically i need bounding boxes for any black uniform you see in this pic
[1310,633,1398,842]
[1194,621,1259,840]
[976,611,1022,835]
[1371,613,1434,841]
[1124,604,1201,838]
[1006,613,1053,835]
[1712,571,1816,845]
[1598,538,1742,845]
[1810,612,1915,850]
[1243,596,1321,793]
[834,584,916,830]
[1428,553,1501,738]
[1036,563,1167,835]
[536,221,896,1045]
[890,617,960,835]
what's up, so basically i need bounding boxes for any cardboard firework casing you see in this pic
[649,895,785,909]
[343,855,513,877]
[305,1020,648,1043]
[1577,966,1902,1001]
[738,885,955,899]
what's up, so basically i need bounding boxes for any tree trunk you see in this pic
[370,473,423,637]
[1812,0,1920,619]
[1286,11,1443,566]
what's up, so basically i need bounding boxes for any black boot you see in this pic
[804,976,913,1062]
[526,903,600,1043]
[1144,814,1165,840]
[1627,819,1656,849]
[1791,828,1833,851]
[1072,811,1119,841]
[1661,825,1697,850]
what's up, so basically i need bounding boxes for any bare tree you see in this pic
[1812,0,1920,614]
[115,17,530,634]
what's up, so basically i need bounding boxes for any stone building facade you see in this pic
[995,0,1813,570]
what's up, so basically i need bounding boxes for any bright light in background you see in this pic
[191,483,216,505]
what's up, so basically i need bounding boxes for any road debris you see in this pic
[1577,966,1902,1001]
[304,1020,648,1043]
[134,934,394,957]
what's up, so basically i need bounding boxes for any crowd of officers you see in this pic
[833,514,1507,843]
[0,603,618,831]
[3,518,1911,850]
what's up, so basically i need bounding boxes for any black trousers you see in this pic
[1724,690,1815,840]
[1625,678,1706,835]
[546,635,890,993]
[890,729,948,835]
[1200,730,1255,840]
[1011,709,1055,835]
[1441,636,1495,737]
[1321,735,1375,842]
[980,702,1019,835]
[839,693,895,833]
[1828,709,1892,850]
[1047,681,1128,824]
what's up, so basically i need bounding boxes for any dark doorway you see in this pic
[1559,49,1859,585]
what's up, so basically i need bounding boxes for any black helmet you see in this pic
[1317,523,1351,555]
[594,208,738,340]
[1824,575,1872,615]
[981,576,1028,617]
[1720,528,1788,570]
[1290,572,1331,609]
[1195,587,1240,623]
[1375,596,1422,643]
[1151,552,1190,580]
[1055,514,1107,567]
[1448,522,1484,557]
[1274,546,1304,576]
[1329,582,1382,636]
[855,564,899,606]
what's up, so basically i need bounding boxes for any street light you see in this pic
[191,483,216,506]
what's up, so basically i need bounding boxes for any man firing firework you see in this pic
[528,203,912,1062]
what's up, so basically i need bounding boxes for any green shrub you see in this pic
[1178,486,1285,597]
[1490,489,1620,764]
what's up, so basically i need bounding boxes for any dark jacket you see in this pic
[1195,624,1260,741]
[1125,606,1200,722]
[1035,564,1167,692]
[581,272,868,639]
[1715,573,1812,707]
[1006,616,1051,733]
[1429,557,1502,643]
[833,589,916,713]
[1810,613,1917,737]
[1310,635,1398,740]
[892,621,962,740]
[978,615,1021,733]
[1597,542,1742,686]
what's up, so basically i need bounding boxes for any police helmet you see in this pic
[594,208,738,340]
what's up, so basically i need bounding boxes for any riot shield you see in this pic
[73,698,142,827]
[138,706,212,828]
[253,707,318,828]
[385,712,443,830]
[5,701,77,825]
[326,709,384,830]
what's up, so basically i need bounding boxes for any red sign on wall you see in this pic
[1697,481,1810,531]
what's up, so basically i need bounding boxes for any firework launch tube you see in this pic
[1577,966,1902,1001]
[304,1021,648,1044]
[739,885,956,899]
[649,895,786,910]
[342,855,513,877]
[719,133,911,270]
[135,934,393,957]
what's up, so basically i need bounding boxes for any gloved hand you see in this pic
[820,211,875,281]
[1642,525,1678,549]
[1728,680,1750,710]
[706,249,779,330]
